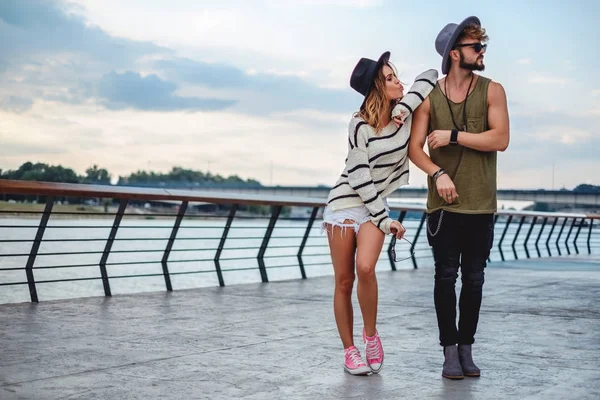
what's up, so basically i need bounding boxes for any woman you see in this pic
[323,51,437,375]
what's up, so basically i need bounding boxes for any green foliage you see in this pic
[573,184,600,193]
[0,162,79,183]
[118,166,262,187]
[1,162,262,187]
[84,165,111,184]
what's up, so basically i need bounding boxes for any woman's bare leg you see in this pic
[327,222,358,348]
[355,221,385,337]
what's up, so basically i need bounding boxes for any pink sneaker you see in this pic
[363,329,384,373]
[343,346,371,375]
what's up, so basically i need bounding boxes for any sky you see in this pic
[0,0,599,189]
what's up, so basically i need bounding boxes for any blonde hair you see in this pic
[355,62,398,134]
[456,24,489,44]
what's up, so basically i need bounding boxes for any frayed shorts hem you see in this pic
[320,203,384,237]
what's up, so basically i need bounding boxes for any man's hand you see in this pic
[428,130,451,149]
[435,174,459,204]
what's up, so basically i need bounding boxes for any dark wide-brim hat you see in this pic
[350,51,390,109]
[435,16,481,75]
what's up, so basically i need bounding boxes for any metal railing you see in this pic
[1,179,599,303]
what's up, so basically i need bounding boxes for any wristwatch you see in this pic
[450,129,459,146]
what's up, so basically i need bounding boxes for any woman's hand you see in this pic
[392,115,404,128]
[391,104,408,128]
[435,174,459,204]
[390,220,406,239]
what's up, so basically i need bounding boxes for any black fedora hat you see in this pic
[435,16,481,75]
[350,51,390,109]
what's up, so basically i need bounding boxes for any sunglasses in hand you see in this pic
[390,236,415,263]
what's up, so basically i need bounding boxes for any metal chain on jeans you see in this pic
[426,210,444,237]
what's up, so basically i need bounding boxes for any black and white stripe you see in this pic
[415,78,435,87]
[368,136,410,163]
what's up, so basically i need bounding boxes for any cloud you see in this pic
[0,141,65,156]
[0,96,33,113]
[96,71,236,111]
[270,110,348,129]
[563,60,577,71]
[497,106,600,185]
[1,0,598,191]
[266,0,383,8]
[528,74,571,85]
[0,1,359,115]
[0,101,351,186]
[155,58,358,114]
[155,58,252,89]
[534,126,591,145]
[0,1,166,69]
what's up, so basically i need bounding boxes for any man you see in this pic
[409,16,510,380]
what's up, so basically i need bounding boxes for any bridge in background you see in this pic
[152,185,600,207]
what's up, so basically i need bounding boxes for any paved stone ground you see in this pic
[1,256,599,399]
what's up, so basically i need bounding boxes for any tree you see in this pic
[2,161,263,187]
[1,162,79,183]
[574,184,600,193]
[83,165,111,184]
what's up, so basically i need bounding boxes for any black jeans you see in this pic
[426,211,494,346]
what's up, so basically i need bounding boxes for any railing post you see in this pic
[555,218,569,256]
[534,217,548,258]
[588,219,594,255]
[411,213,426,269]
[511,216,526,260]
[546,217,559,256]
[214,204,238,287]
[24,196,54,303]
[498,215,513,262]
[523,216,537,259]
[572,218,585,255]
[99,199,128,297]
[257,205,282,283]
[297,207,319,279]
[161,201,188,291]
[388,210,407,271]
[564,218,577,255]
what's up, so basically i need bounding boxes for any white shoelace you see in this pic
[347,349,364,366]
[366,337,381,360]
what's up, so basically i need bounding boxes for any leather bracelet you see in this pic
[432,168,446,181]
[450,129,459,146]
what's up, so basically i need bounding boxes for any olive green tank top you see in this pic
[427,75,496,214]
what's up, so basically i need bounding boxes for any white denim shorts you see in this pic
[321,199,389,236]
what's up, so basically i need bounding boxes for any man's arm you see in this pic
[409,96,459,203]
[427,81,510,152]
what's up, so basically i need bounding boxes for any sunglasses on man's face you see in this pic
[454,42,487,53]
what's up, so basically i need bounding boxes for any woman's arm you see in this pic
[392,69,438,122]
[346,120,394,234]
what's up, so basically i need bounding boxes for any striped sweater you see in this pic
[326,69,438,234]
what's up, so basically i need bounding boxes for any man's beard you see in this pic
[459,52,485,71]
